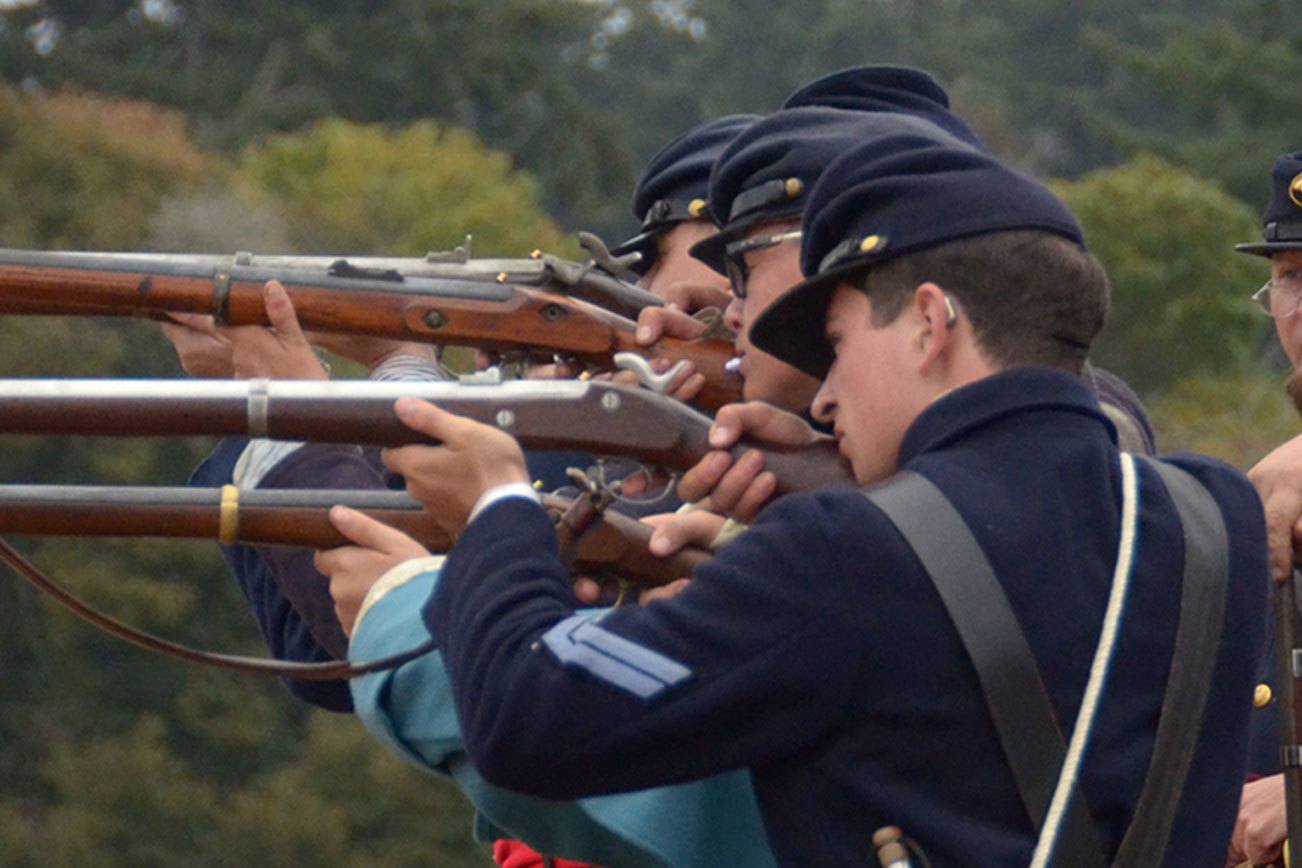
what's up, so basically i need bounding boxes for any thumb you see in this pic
[393,396,464,444]
[328,505,419,554]
[262,280,308,344]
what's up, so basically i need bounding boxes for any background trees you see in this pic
[0,2,1295,865]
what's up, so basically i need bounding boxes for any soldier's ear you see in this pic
[914,282,957,371]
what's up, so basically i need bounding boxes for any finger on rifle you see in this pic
[391,396,463,444]
[696,449,772,521]
[635,306,707,346]
[677,449,736,504]
[327,505,422,555]
[645,509,727,556]
[162,311,221,335]
[669,370,706,403]
[728,469,777,523]
[658,281,732,316]
[1263,486,1302,583]
[261,280,308,345]
[640,577,692,604]
[707,402,775,449]
[572,577,603,605]
[608,369,640,388]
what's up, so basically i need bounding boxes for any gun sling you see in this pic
[864,456,1229,867]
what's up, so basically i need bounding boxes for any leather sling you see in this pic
[864,457,1229,867]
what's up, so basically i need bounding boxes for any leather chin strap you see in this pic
[0,536,435,680]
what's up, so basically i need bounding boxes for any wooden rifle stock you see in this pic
[0,379,855,496]
[0,249,741,411]
[0,485,708,588]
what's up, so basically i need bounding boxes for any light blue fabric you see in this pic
[542,612,693,699]
[350,570,777,868]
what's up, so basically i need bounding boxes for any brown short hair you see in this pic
[857,230,1110,373]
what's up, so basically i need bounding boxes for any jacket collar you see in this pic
[897,366,1116,466]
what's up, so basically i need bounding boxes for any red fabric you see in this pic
[492,839,601,868]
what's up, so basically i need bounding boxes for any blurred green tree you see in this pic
[1053,155,1268,394]
[239,118,575,257]
[0,82,551,866]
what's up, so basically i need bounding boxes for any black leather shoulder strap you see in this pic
[864,472,1106,868]
[1112,458,1230,867]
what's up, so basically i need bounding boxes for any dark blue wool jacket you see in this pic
[428,366,1269,867]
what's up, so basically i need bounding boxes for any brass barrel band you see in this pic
[218,484,240,545]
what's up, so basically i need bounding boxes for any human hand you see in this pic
[1226,774,1285,866]
[226,280,329,380]
[1248,433,1302,583]
[315,506,432,636]
[381,397,530,538]
[618,306,712,400]
[159,313,234,378]
[569,510,721,605]
[676,402,823,522]
[654,280,733,316]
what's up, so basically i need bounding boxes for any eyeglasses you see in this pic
[1251,272,1302,319]
[723,229,802,299]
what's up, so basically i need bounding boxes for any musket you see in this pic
[0,485,709,681]
[0,484,708,588]
[0,248,742,410]
[0,378,855,495]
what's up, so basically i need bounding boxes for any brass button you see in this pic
[1254,683,1273,708]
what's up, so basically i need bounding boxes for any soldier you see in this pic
[1225,150,1302,867]
[333,124,1267,866]
[161,113,771,868]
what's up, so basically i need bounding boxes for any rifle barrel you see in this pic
[0,379,853,494]
[0,485,707,588]
[0,249,736,407]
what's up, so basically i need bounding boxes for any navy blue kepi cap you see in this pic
[691,66,985,274]
[1236,150,1302,257]
[782,64,982,147]
[750,133,1086,380]
[691,107,980,274]
[610,114,759,270]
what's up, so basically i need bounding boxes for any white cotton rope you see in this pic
[1028,452,1140,868]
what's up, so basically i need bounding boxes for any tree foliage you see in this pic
[0,4,1299,865]
[1054,155,1268,394]
[0,80,565,867]
[239,118,573,257]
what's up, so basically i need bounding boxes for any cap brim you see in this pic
[689,210,803,275]
[1235,240,1302,257]
[688,227,739,275]
[749,261,868,380]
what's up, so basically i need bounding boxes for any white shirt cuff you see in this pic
[469,482,541,523]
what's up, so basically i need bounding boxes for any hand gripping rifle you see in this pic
[0,484,710,680]
[0,247,741,410]
[0,378,854,495]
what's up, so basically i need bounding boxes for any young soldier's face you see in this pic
[812,284,928,484]
[721,222,822,411]
[639,221,729,301]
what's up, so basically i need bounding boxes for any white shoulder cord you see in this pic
[1029,452,1141,868]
